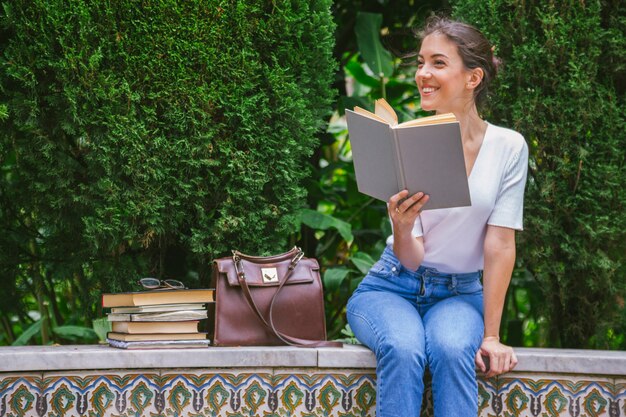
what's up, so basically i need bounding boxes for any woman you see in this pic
[346,16,528,417]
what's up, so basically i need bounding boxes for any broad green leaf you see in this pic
[345,56,380,88]
[351,251,376,274]
[53,325,99,342]
[299,209,354,243]
[355,12,393,78]
[12,319,42,346]
[92,317,112,342]
[338,96,372,116]
[324,268,351,291]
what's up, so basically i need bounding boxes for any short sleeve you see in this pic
[487,140,529,230]
[385,210,423,245]
[412,216,424,237]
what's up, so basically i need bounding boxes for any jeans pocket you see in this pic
[368,258,397,279]
[453,278,483,295]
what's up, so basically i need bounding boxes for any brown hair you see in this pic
[417,16,501,108]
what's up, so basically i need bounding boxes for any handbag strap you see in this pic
[233,249,342,348]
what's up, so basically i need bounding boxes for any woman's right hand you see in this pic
[388,190,430,233]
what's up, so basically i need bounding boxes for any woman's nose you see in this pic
[415,66,432,81]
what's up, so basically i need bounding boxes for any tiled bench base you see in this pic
[1,370,376,417]
[1,345,624,416]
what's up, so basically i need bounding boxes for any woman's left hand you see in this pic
[475,336,518,378]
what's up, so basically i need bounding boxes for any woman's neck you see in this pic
[444,104,486,145]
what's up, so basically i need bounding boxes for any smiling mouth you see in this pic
[422,87,438,93]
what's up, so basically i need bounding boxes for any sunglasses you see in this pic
[137,277,187,290]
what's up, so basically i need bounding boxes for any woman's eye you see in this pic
[434,60,445,66]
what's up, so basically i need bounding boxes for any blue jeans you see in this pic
[346,246,484,417]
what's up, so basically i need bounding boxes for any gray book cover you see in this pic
[346,109,471,210]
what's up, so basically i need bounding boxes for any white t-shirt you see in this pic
[386,122,529,273]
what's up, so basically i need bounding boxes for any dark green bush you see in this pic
[0,0,335,343]
[453,0,626,348]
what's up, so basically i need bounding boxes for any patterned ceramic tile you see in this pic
[1,368,623,417]
[270,369,376,417]
[477,375,498,417]
[0,373,43,417]
[497,373,614,417]
[41,370,161,417]
[611,378,626,417]
[158,369,274,416]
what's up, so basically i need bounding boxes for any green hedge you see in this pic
[453,0,626,348]
[0,0,335,341]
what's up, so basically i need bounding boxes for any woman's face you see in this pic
[415,34,474,114]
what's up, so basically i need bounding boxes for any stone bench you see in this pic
[0,345,624,416]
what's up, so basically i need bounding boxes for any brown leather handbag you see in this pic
[210,247,341,347]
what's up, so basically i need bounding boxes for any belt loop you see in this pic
[448,275,457,290]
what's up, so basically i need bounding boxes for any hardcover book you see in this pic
[106,338,211,349]
[345,98,471,210]
[106,332,208,342]
[107,310,208,322]
[102,288,214,308]
[110,303,207,313]
[111,320,199,334]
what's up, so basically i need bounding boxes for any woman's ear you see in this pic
[466,67,484,90]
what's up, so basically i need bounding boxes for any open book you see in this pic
[345,99,471,210]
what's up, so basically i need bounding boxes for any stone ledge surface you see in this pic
[1,344,625,375]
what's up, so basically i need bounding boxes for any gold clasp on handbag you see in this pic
[289,248,304,270]
[261,268,279,283]
[232,252,246,280]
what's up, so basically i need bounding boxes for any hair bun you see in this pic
[492,55,502,74]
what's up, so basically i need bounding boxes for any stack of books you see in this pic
[102,288,214,349]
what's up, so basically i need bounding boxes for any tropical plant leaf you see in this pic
[323,267,351,291]
[351,251,376,274]
[12,319,42,346]
[299,208,354,243]
[355,12,393,78]
[337,96,372,116]
[53,325,99,342]
[92,317,112,342]
[345,55,380,88]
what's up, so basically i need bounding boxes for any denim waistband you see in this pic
[380,246,482,282]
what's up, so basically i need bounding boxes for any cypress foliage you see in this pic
[0,0,335,327]
[452,1,626,348]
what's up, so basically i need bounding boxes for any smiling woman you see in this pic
[346,15,529,417]
[416,17,500,111]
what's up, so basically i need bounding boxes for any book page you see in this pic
[353,106,389,124]
[396,112,457,128]
[374,99,398,126]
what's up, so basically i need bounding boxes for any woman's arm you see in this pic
[388,190,429,270]
[475,224,519,377]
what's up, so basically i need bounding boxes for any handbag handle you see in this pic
[233,248,341,348]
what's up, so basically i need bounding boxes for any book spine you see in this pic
[390,128,406,191]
